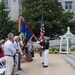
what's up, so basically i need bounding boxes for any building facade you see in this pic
[58,0,75,20]
[0,0,22,21]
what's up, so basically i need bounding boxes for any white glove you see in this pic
[37,41,40,43]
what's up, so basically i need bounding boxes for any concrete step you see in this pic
[67,55,75,60]
[62,55,75,68]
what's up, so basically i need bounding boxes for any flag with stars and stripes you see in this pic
[40,14,45,41]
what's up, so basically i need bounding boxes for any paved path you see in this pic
[19,54,75,75]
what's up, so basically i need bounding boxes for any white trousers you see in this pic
[43,49,49,66]
[5,56,14,75]
[42,51,44,61]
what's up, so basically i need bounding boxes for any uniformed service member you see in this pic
[42,37,49,68]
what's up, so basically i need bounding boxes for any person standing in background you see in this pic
[14,36,23,71]
[0,41,4,58]
[4,38,8,43]
[0,41,4,66]
[4,33,16,75]
[27,40,33,62]
[1,39,5,52]
[31,42,34,58]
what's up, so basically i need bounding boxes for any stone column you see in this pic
[59,37,63,53]
[66,38,69,53]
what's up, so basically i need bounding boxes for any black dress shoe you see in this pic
[29,59,33,62]
[42,62,44,64]
[19,68,22,71]
[43,66,48,68]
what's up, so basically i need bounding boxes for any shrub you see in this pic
[61,48,66,51]
[68,51,75,54]
[54,49,59,53]
[50,47,56,52]
[68,51,72,54]
[49,47,59,53]
[49,50,53,53]
[71,47,75,51]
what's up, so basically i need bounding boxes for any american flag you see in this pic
[40,15,45,41]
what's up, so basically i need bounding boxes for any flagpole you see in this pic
[33,34,38,41]
[18,17,21,32]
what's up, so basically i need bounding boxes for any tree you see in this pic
[22,0,74,39]
[0,2,18,39]
[12,21,18,36]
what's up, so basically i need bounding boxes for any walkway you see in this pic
[19,54,75,75]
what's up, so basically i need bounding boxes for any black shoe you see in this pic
[19,68,22,71]
[43,66,48,68]
[42,62,44,64]
[29,59,33,62]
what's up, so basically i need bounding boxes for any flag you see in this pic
[40,14,45,41]
[19,19,34,44]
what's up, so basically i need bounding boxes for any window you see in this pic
[2,0,8,8]
[13,0,16,2]
[65,1,73,10]
[3,0,8,4]
[19,9,21,15]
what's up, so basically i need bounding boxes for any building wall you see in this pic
[0,0,22,21]
[8,0,22,21]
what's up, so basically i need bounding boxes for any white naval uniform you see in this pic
[43,41,49,66]
[43,49,49,66]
